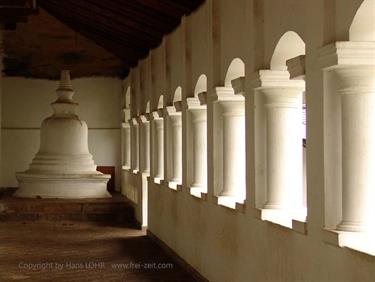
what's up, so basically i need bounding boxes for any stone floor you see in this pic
[0,222,197,282]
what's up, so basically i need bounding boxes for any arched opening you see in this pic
[349,0,375,41]
[173,86,182,103]
[157,95,164,109]
[270,31,305,70]
[194,74,207,97]
[125,86,131,109]
[145,101,150,114]
[224,58,245,87]
[258,31,307,225]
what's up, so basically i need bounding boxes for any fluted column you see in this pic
[320,42,375,232]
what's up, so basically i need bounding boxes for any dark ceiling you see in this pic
[1,0,204,79]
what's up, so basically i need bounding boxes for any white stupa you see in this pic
[15,70,111,199]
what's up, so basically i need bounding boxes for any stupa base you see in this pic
[15,172,111,199]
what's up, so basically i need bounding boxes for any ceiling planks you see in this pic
[2,0,204,78]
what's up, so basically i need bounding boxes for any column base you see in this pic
[15,172,111,199]
[336,220,370,232]
[219,190,237,197]
[167,180,181,190]
[189,186,207,198]
[262,202,283,210]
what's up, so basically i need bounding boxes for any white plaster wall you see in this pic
[1,77,122,189]
[126,0,375,281]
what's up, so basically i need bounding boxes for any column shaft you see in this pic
[263,89,303,210]
[337,68,375,231]
[131,123,139,172]
[170,115,182,183]
[140,122,150,174]
[154,119,164,179]
[220,101,245,200]
[191,109,207,188]
[124,126,131,168]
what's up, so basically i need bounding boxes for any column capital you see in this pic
[286,55,305,80]
[248,70,304,90]
[121,122,130,129]
[123,108,131,122]
[166,105,181,117]
[183,96,207,110]
[130,117,139,126]
[150,110,163,120]
[211,86,244,103]
[318,41,375,70]
[319,43,375,95]
[138,114,151,124]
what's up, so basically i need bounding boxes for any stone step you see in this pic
[0,191,136,225]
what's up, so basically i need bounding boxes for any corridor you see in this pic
[0,221,197,282]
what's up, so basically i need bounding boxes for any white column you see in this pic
[262,88,303,211]
[336,67,375,232]
[130,118,139,173]
[320,42,375,232]
[123,108,131,169]
[190,109,207,188]
[139,115,150,174]
[169,114,182,183]
[219,101,245,200]
[152,112,164,180]
[122,123,131,169]
[248,70,305,214]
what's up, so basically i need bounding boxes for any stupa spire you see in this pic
[56,70,74,102]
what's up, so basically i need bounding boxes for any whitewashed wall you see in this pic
[124,0,375,281]
[1,77,122,190]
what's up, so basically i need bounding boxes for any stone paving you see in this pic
[0,222,196,282]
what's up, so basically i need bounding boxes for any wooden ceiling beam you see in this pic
[40,0,158,49]
[84,0,175,34]
[41,11,143,66]
[62,0,163,41]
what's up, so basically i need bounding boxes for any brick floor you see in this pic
[0,222,197,282]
